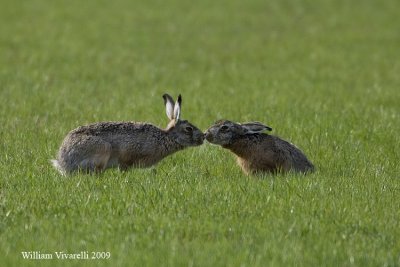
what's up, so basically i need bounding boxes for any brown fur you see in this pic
[51,94,204,175]
[205,120,314,175]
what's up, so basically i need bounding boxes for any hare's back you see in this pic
[63,122,160,143]
[70,122,157,135]
[272,136,314,171]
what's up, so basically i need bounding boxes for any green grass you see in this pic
[1,0,399,266]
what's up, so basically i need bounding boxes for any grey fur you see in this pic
[205,120,314,175]
[51,94,204,175]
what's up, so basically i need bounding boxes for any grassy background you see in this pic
[1,0,399,266]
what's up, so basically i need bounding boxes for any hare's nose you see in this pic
[204,132,213,142]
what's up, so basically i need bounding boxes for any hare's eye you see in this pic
[185,126,193,132]
[220,125,229,131]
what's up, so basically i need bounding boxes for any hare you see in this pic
[51,94,204,175]
[205,120,314,175]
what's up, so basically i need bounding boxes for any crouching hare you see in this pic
[51,94,204,175]
[205,120,314,175]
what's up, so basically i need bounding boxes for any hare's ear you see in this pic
[173,94,182,121]
[241,122,272,133]
[163,94,175,120]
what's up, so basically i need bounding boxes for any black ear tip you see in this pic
[266,126,272,131]
[162,94,168,103]
[177,94,182,103]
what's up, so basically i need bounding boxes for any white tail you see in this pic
[50,159,66,175]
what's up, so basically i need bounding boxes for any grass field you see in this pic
[1,0,399,266]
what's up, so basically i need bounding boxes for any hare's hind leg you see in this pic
[73,137,112,174]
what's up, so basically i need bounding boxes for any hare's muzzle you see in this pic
[204,132,214,142]
[194,133,205,145]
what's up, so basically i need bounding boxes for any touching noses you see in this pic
[204,131,213,142]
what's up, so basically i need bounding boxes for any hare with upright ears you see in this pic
[205,120,314,175]
[51,94,204,175]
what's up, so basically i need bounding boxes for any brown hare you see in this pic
[51,94,204,175]
[205,120,314,175]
